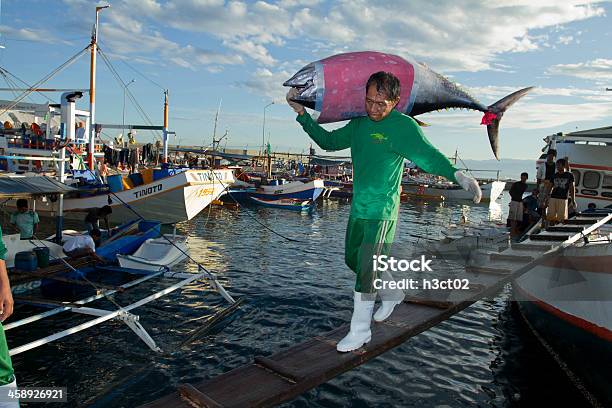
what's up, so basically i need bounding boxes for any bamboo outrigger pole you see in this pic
[88,5,109,170]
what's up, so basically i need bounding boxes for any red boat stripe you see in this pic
[570,163,612,171]
[515,284,612,342]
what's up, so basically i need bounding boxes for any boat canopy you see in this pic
[309,156,351,166]
[0,176,76,198]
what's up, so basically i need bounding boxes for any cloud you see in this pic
[59,0,244,71]
[547,59,612,81]
[55,0,607,77]
[238,68,292,102]
[0,25,71,45]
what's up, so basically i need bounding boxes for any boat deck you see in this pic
[141,212,612,408]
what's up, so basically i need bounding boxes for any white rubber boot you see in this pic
[373,271,405,322]
[336,291,375,353]
[0,376,19,408]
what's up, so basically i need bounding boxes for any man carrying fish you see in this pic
[286,71,482,352]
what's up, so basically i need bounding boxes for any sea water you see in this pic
[6,196,590,407]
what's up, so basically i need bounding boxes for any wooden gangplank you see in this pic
[141,212,612,408]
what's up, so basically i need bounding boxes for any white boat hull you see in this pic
[513,240,612,404]
[117,234,189,271]
[21,169,234,224]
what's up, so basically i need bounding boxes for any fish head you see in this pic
[283,63,317,109]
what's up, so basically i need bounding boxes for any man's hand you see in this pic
[454,171,482,203]
[0,280,14,322]
[286,88,305,115]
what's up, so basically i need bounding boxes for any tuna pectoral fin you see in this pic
[485,86,534,160]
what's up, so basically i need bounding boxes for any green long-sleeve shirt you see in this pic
[0,227,6,260]
[297,110,458,220]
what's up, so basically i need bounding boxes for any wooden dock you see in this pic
[141,212,612,408]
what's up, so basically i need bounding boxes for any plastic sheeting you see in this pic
[0,176,76,198]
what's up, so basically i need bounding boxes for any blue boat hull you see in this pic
[40,220,161,296]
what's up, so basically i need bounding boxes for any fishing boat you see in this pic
[0,99,235,224]
[117,234,188,271]
[250,179,324,201]
[39,167,233,224]
[536,126,612,212]
[402,175,506,203]
[511,127,612,405]
[249,196,314,211]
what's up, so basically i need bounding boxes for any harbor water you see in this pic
[7,197,591,407]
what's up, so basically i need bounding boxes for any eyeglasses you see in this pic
[365,98,392,110]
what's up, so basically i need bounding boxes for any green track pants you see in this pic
[344,217,397,293]
[0,324,13,386]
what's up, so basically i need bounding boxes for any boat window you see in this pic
[582,171,600,189]
[580,189,598,196]
[603,192,612,198]
[571,170,581,187]
[602,174,612,190]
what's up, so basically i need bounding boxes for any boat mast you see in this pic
[88,5,108,170]
[162,89,169,163]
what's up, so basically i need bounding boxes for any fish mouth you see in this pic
[283,63,317,109]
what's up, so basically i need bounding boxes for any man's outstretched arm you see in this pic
[391,118,482,203]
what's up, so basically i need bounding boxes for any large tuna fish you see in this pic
[284,51,533,159]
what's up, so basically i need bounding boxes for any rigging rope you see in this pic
[0,45,90,116]
[96,46,162,142]
[0,66,55,103]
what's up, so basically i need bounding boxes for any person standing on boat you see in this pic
[0,226,18,407]
[100,160,110,183]
[287,71,481,353]
[536,148,556,218]
[84,205,113,234]
[508,172,528,237]
[10,199,40,240]
[546,158,575,226]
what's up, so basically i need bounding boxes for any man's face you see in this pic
[365,85,399,122]
[556,161,564,172]
[521,174,528,182]
[18,206,27,213]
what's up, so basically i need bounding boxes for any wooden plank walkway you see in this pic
[140,212,612,408]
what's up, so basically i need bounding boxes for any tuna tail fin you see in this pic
[484,86,534,160]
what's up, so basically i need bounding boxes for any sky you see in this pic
[0,0,610,165]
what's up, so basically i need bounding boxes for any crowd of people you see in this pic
[507,148,580,238]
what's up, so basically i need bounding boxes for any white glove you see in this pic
[286,88,305,114]
[454,170,482,203]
